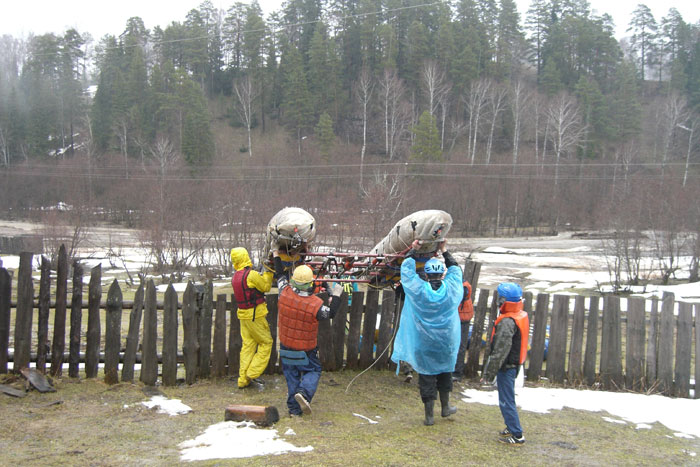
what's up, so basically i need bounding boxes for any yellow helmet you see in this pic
[291,265,314,287]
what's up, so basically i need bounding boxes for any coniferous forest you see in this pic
[1,0,699,253]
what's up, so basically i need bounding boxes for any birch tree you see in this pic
[463,78,491,164]
[510,80,531,171]
[485,83,507,164]
[233,74,259,157]
[355,67,374,188]
[546,93,586,185]
[379,69,409,160]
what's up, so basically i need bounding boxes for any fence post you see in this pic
[583,296,600,386]
[547,295,569,384]
[375,290,395,369]
[626,297,646,391]
[645,297,659,389]
[568,295,586,384]
[37,256,51,374]
[465,289,489,379]
[50,246,67,377]
[182,281,199,385]
[360,288,380,369]
[600,295,622,391]
[104,279,122,385]
[85,264,102,378]
[196,282,212,379]
[228,296,241,377]
[481,289,500,370]
[657,292,675,395]
[68,261,83,378]
[463,260,481,289]
[346,291,364,370]
[122,282,144,383]
[0,267,10,374]
[673,302,693,398]
[694,304,700,400]
[162,284,179,386]
[527,293,549,382]
[14,252,34,372]
[318,293,336,371]
[141,280,158,386]
[265,294,279,374]
[212,294,227,378]
[332,292,349,370]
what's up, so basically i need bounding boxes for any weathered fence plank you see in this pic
[464,260,481,289]
[481,290,500,369]
[345,291,365,370]
[547,295,569,384]
[673,302,693,398]
[523,291,533,322]
[228,297,241,376]
[527,293,550,382]
[645,297,659,388]
[360,288,380,369]
[140,280,158,386]
[375,290,396,370]
[0,268,10,373]
[182,282,198,385]
[212,294,227,378]
[465,289,489,379]
[68,261,83,378]
[121,282,144,383]
[85,264,101,378]
[583,296,600,386]
[626,297,646,391]
[37,256,51,374]
[198,281,213,379]
[50,246,67,377]
[14,252,34,373]
[265,295,279,374]
[162,284,179,386]
[104,280,122,385]
[332,292,349,370]
[657,292,675,395]
[600,296,622,390]
[318,293,336,371]
[568,295,585,384]
[695,304,700,400]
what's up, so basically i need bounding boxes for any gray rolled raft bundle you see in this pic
[263,207,316,269]
[371,209,452,256]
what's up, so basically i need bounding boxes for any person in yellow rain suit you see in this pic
[230,247,273,389]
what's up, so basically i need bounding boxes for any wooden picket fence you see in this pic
[1,247,698,399]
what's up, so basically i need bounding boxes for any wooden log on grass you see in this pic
[225,404,279,426]
[121,282,144,383]
[104,280,122,385]
[527,293,549,382]
[162,284,179,386]
[85,264,102,378]
[0,267,10,373]
[37,256,51,374]
[673,302,693,398]
[68,261,83,378]
[212,294,227,378]
[14,252,34,373]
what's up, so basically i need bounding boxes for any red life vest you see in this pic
[491,301,529,365]
[232,268,266,310]
[458,281,474,322]
[278,286,323,351]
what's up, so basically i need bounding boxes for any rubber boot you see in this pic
[423,400,435,426]
[440,391,457,417]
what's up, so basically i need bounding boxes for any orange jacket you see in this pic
[458,281,474,322]
[278,287,324,351]
[491,301,529,365]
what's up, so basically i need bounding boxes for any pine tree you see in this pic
[315,112,335,161]
[627,4,658,82]
[411,110,442,162]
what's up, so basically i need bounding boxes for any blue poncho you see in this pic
[391,257,463,375]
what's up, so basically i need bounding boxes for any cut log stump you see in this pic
[225,404,280,426]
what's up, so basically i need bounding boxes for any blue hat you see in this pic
[424,258,445,275]
[497,282,522,302]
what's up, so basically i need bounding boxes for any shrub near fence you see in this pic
[1,251,699,399]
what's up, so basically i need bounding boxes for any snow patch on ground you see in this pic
[141,396,192,416]
[353,413,379,424]
[460,386,700,438]
[179,421,313,461]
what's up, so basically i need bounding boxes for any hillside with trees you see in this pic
[0,0,699,256]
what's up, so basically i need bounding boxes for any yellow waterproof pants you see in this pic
[238,318,273,388]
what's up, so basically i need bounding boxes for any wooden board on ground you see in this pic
[225,404,280,426]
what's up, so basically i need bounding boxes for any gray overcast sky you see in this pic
[1,0,698,41]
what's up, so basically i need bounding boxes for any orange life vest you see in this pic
[278,286,323,351]
[458,281,474,322]
[491,301,529,365]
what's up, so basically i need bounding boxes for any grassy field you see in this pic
[0,369,698,466]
